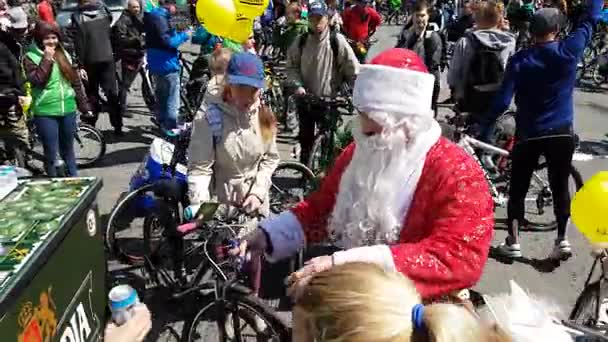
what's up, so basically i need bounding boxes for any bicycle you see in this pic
[445,110,584,228]
[141,51,199,123]
[569,247,608,337]
[173,210,290,341]
[105,118,315,261]
[297,92,354,176]
[262,57,287,123]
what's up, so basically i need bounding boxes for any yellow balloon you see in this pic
[234,0,269,18]
[196,0,237,38]
[571,171,608,243]
[225,13,254,43]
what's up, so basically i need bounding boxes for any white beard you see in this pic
[327,116,440,249]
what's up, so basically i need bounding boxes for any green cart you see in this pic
[0,177,105,342]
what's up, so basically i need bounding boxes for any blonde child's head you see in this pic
[210,47,233,76]
[294,262,511,342]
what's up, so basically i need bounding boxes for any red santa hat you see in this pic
[353,48,436,127]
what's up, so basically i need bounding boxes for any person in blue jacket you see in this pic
[483,0,604,261]
[143,0,191,130]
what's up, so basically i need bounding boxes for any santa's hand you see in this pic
[104,304,151,342]
[242,195,262,214]
[228,228,269,256]
[286,255,333,298]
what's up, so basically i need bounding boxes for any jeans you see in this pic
[83,61,122,129]
[507,135,575,240]
[119,60,142,117]
[153,72,180,130]
[34,113,78,177]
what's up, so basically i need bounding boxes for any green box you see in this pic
[0,178,105,342]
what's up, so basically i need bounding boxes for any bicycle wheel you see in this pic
[142,70,157,113]
[499,163,583,230]
[308,133,331,176]
[74,123,106,167]
[270,161,316,214]
[106,183,161,262]
[570,280,608,329]
[187,295,290,342]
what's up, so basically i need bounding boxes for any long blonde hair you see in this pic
[295,263,512,342]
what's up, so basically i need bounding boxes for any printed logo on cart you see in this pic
[56,272,101,342]
[17,286,58,342]
[86,210,96,237]
[17,272,101,342]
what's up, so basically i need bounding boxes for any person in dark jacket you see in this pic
[112,0,144,119]
[144,0,190,131]
[69,0,122,134]
[483,0,604,261]
[396,0,442,115]
[0,7,28,166]
[446,0,474,42]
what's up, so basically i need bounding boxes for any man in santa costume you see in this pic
[244,48,494,300]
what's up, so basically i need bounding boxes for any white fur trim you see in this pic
[259,211,305,262]
[353,64,436,122]
[187,175,212,205]
[396,119,442,219]
[332,245,397,272]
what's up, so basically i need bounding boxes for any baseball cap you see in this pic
[308,1,327,16]
[7,6,27,29]
[226,52,265,89]
[530,8,563,36]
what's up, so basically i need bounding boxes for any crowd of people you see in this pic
[0,0,606,339]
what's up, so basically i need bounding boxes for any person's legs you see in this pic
[34,116,60,177]
[57,113,78,177]
[507,140,542,236]
[297,102,317,165]
[542,135,575,259]
[153,73,169,128]
[119,61,140,119]
[98,61,122,132]
[164,72,181,130]
[83,64,101,126]
[495,139,541,257]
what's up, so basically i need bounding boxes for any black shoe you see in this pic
[114,127,124,137]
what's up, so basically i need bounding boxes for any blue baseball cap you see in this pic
[308,1,328,16]
[227,52,265,89]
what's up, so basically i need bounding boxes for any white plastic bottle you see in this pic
[0,166,18,200]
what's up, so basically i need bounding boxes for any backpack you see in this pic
[298,29,340,69]
[462,33,505,113]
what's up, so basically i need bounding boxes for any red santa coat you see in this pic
[290,137,495,299]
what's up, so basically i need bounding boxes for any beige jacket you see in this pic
[286,28,360,97]
[187,88,280,214]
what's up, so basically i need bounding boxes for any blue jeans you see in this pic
[153,72,180,130]
[34,113,78,177]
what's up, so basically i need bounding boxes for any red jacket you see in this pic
[37,1,55,24]
[342,5,382,42]
[290,137,494,299]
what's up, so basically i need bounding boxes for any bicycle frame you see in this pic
[456,132,550,207]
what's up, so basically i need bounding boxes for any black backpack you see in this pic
[298,29,340,68]
[462,32,506,113]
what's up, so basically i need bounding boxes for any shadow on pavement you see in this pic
[489,246,561,273]
[494,218,557,232]
[577,139,608,157]
[97,146,150,167]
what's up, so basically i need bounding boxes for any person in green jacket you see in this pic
[273,2,309,54]
[23,22,91,177]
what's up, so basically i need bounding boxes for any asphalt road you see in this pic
[85,24,608,338]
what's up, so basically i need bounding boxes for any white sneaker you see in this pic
[549,240,572,261]
[494,242,522,258]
